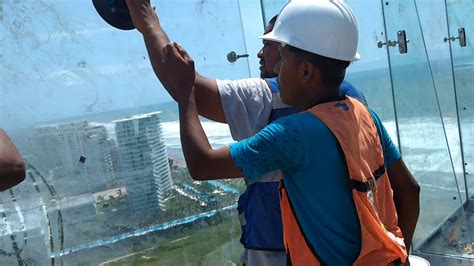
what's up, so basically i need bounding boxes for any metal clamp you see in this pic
[227,51,249,63]
[377,30,409,54]
[444,27,466,47]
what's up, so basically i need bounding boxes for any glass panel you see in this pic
[445,0,474,258]
[1,0,254,264]
[447,0,474,202]
[382,0,466,251]
[259,0,286,25]
[412,0,466,204]
[346,0,399,146]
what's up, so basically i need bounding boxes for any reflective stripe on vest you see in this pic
[280,97,408,265]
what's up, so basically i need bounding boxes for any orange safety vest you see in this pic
[279,97,408,265]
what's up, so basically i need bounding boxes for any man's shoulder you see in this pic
[366,108,383,126]
[340,81,368,106]
[271,112,327,133]
[217,77,268,89]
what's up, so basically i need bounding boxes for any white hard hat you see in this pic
[260,0,360,62]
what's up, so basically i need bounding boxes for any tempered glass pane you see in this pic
[447,0,474,202]
[382,0,464,250]
[346,0,399,145]
[1,0,253,264]
[411,0,466,204]
[445,0,474,258]
[260,0,286,25]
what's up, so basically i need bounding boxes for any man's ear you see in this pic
[301,61,317,83]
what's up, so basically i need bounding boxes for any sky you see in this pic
[0,0,464,130]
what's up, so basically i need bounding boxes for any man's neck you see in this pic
[298,86,341,111]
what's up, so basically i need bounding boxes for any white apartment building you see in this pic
[114,112,173,212]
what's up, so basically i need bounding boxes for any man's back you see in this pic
[234,111,360,263]
[228,97,402,264]
[219,77,369,254]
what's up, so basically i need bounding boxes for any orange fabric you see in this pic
[280,184,321,266]
[279,97,407,265]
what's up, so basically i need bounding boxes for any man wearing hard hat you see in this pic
[121,0,419,261]
[123,1,375,265]
[159,0,420,264]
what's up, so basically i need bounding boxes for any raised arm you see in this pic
[163,43,242,179]
[125,0,226,122]
[387,158,420,252]
[179,85,241,180]
[0,129,26,191]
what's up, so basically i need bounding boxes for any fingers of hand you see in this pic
[170,42,184,61]
[164,43,175,62]
[164,43,184,65]
[173,43,185,58]
[175,44,189,60]
[174,43,194,65]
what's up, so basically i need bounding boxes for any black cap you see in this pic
[92,0,135,30]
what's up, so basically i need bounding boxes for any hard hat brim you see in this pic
[92,0,135,31]
[258,32,288,46]
[259,32,361,62]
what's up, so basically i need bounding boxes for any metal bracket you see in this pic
[444,27,467,47]
[227,51,249,63]
[377,30,409,54]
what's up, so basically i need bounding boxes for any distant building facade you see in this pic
[32,122,118,194]
[114,112,173,212]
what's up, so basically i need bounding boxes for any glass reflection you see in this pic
[1,0,251,264]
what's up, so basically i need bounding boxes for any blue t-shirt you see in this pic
[229,107,399,265]
[340,81,368,107]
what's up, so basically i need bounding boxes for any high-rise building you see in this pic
[57,121,89,176]
[32,122,118,195]
[114,112,173,212]
[83,125,118,188]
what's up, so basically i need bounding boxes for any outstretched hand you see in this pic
[163,42,196,102]
[125,0,159,34]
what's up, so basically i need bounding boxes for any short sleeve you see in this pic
[369,109,401,166]
[340,81,368,106]
[229,116,305,180]
[217,78,273,140]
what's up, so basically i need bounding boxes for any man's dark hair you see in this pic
[288,46,350,87]
[268,15,278,26]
